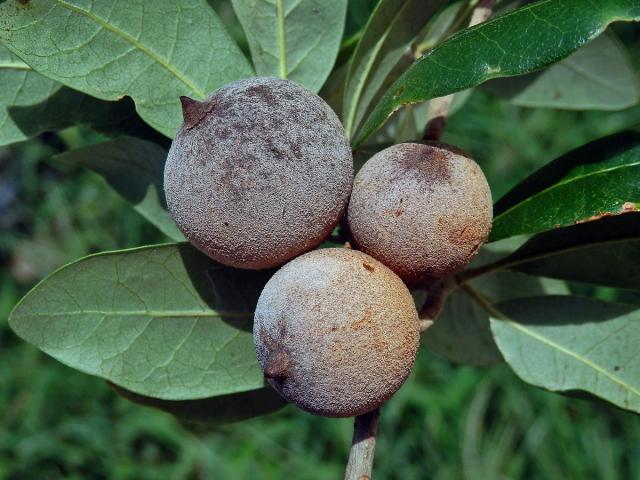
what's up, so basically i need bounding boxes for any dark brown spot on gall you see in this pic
[350,307,372,331]
[419,140,473,159]
[394,207,405,217]
[245,84,277,104]
[396,144,452,183]
[263,350,292,379]
[438,215,484,247]
[265,137,289,160]
[291,143,302,159]
[362,262,375,272]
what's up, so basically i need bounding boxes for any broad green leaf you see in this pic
[353,0,640,146]
[423,247,569,367]
[424,272,570,367]
[491,131,640,241]
[342,0,446,138]
[490,296,640,414]
[0,44,165,146]
[230,0,346,93]
[499,213,640,290]
[0,45,58,145]
[0,0,253,138]
[9,244,273,400]
[113,384,286,424]
[485,32,640,110]
[54,137,183,241]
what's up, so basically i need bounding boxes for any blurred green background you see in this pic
[2,87,640,479]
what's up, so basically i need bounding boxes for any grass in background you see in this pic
[1,92,640,479]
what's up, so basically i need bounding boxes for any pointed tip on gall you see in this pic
[180,96,211,129]
[263,350,291,380]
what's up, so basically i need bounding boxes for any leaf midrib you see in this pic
[0,61,31,70]
[54,0,206,98]
[275,0,287,79]
[500,317,640,400]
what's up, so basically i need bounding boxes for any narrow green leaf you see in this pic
[499,213,640,289]
[0,0,253,138]
[485,32,640,110]
[354,0,640,146]
[54,137,183,241]
[112,384,286,424]
[491,296,640,414]
[230,0,346,92]
[9,244,273,400]
[491,131,640,241]
[342,0,446,138]
[345,0,379,38]
[318,61,349,118]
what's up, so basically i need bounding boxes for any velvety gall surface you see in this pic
[164,77,353,269]
[347,142,493,284]
[253,248,420,417]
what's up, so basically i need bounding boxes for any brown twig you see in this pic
[418,276,458,331]
[344,408,381,480]
[423,0,497,141]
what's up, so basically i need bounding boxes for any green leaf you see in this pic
[485,32,640,110]
[498,213,640,290]
[0,44,166,146]
[345,0,379,38]
[490,296,640,414]
[9,244,273,400]
[353,0,640,146]
[230,0,346,92]
[318,60,349,118]
[342,0,447,138]
[0,44,57,145]
[54,137,183,241]
[491,131,640,241]
[0,0,253,138]
[112,384,286,424]
[423,246,569,367]
[423,289,503,367]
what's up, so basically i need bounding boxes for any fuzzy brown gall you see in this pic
[164,77,353,269]
[347,142,493,284]
[253,248,420,417]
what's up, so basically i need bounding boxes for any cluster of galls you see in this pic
[164,78,492,418]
